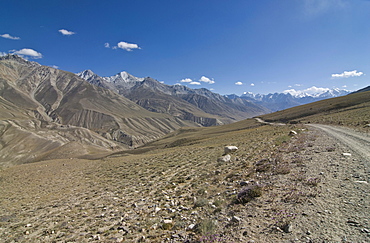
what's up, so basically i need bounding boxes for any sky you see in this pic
[1,0,369,95]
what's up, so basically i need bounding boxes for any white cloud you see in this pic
[51,65,59,69]
[115,41,141,51]
[190,81,201,85]
[0,33,20,40]
[104,43,110,48]
[180,78,193,83]
[342,85,347,88]
[199,76,215,84]
[58,29,75,36]
[11,48,43,59]
[250,83,255,86]
[294,84,302,86]
[331,70,364,78]
[235,81,243,85]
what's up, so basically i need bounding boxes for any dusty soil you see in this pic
[0,124,369,242]
[285,124,369,242]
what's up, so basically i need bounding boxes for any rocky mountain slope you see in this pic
[228,87,350,112]
[0,55,197,166]
[78,70,269,126]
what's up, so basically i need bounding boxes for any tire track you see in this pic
[307,124,370,162]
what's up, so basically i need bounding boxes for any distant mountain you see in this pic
[227,86,350,112]
[350,85,370,94]
[77,70,269,126]
[260,87,370,124]
[0,55,197,166]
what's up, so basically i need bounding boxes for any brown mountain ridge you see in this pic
[0,55,197,166]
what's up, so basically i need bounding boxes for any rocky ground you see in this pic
[0,124,369,242]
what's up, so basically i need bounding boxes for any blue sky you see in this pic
[1,0,369,95]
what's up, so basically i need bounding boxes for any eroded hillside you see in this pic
[0,55,198,166]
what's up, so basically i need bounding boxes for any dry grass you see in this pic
[0,122,324,242]
[1,91,369,242]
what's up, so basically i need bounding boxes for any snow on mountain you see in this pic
[234,86,350,112]
[104,71,144,84]
[77,70,98,80]
[282,86,349,98]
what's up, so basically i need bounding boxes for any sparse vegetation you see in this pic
[235,185,263,204]
[196,219,218,235]
[1,88,369,242]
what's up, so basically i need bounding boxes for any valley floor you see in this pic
[0,123,369,242]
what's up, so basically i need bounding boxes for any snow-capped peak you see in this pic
[104,71,144,84]
[77,70,97,80]
[282,86,348,98]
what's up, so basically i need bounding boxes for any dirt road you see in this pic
[308,124,370,162]
[293,124,370,242]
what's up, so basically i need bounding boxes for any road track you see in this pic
[307,124,370,162]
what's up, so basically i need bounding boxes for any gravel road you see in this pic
[294,124,370,242]
[308,124,370,162]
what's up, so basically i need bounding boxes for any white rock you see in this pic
[187,224,196,230]
[354,180,368,184]
[342,153,352,156]
[217,154,231,162]
[231,216,242,223]
[224,146,238,154]
[163,219,173,224]
[289,130,297,136]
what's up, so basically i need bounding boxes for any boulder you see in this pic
[217,154,231,162]
[224,146,238,154]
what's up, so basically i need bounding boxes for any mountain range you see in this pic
[0,54,357,166]
[77,70,269,126]
[0,55,266,166]
[0,55,197,165]
[227,87,350,112]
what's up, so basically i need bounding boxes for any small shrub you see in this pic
[213,207,222,214]
[291,155,304,166]
[197,188,207,195]
[196,219,218,234]
[256,163,272,172]
[274,164,291,175]
[283,190,305,203]
[161,222,174,230]
[235,185,263,204]
[326,146,335,152]
[173,221,187,230]
[306,177,321,187]
[271,209,297,229]
[255,158,272,172]
[213,199,224,207]
[194,197,208,208]
[275,135,290,146]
